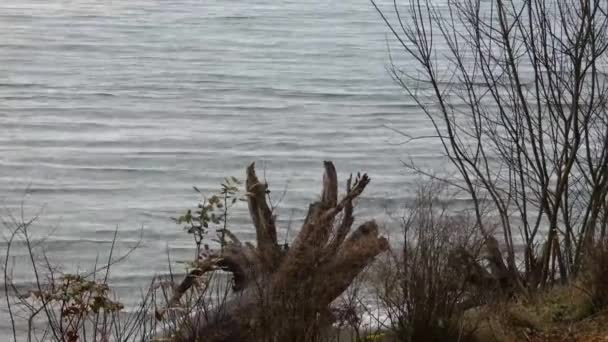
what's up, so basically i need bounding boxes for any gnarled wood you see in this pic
[157,161,387,342]
[318,221,388,305]
[246,162,281,271]
[326,175,354,255]
[321,161,338,208]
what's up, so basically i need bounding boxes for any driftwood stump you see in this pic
[157,161,388,342]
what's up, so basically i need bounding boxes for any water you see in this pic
[0,0,447,329]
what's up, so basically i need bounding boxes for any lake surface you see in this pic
[0,0,447,324]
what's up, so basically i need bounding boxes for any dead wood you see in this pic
[448,235,525,296]
[246,163,281,271]
[157,161,387,342]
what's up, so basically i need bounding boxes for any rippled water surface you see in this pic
[0,0,447,324]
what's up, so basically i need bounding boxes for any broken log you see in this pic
[156,161,388,342]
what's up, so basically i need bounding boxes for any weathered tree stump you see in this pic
[157,161,388,342]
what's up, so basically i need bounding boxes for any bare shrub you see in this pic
[583,240,608,312]
[1,213,158,342]
[371,182,485,341]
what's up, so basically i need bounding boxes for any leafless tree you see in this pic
[373,0,608,288]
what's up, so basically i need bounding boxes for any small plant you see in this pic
[173,176,243,258]
[2,215,153,342]
[28,274,124,342]
[364,332,386,342]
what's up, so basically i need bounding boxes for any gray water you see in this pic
[0,0,446,325]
